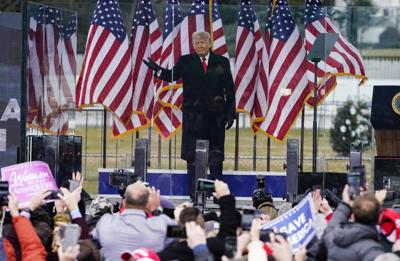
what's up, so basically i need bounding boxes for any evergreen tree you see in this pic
[330,99,372,156]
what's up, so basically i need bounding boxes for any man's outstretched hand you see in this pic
[143,57,161,72]
[225,119,234,130]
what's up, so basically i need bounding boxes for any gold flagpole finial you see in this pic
[209,0,214,50]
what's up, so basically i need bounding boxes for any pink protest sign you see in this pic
[1,161,58,207]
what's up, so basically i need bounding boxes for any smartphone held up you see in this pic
[347,172,361,200]
[60,224,81,251]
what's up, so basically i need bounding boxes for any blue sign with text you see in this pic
[261,193,316,252]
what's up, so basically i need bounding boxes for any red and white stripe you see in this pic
[234,16,268,132]
[46,111,69,135]
[152,6,184,139]
[211,0,229,58]
[153,85,183,138]
[27,13,44,127]
[112,3,163,137]
[76,26,133,127]
[27,8,75,134]
[305,12,366,106]
[258,17,312,140]
[42,21,62,118]
[58,29,76,111]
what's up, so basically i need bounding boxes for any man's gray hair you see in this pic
[192,32,211,42]
[124,183,149,207]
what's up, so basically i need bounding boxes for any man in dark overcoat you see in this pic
[145,32,235,199]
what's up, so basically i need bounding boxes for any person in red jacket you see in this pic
[5,193,47,261]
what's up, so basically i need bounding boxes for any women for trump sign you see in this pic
[1,161,58,207]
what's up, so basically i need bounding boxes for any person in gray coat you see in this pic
[92,182,174,260]
[320,185,385,261]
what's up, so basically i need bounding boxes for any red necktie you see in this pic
[202,57,207,73]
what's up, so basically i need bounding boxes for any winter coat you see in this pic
[4,216,47,261]
[321,202,384,261]
[158,51,235,161]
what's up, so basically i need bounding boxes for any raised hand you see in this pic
[185,221,207,249]
[143,57,161,72]
[58,188,80,212]
[71,171,82,182]
[225,119,234,130]
[28,190,52,212]
[8,193,20,217]
[212,180,230,199]
[146,186,160,213]
[57,244,80,261]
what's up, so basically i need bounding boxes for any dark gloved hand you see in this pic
[143,57,161,72]
[225,118,234,130]
[323,188,341,208]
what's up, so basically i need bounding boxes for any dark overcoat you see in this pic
[158,51,235,161]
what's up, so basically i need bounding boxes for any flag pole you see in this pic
[209,0,213,49]
[20,1,28,163]
[234,112,239,171]
[266,0,276,172]
[102,108,107,168]
[300,106,304,172]
[267,137,270,171]
[312,61,318,173]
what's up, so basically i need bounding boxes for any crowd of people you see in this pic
[2,172,400,261]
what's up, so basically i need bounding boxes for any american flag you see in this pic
[58,13,77,111]
[233,0,269,132]
[112,0,163,136]
[179,0,210,55]
[211,0,229,58]
[50,13,78,134]
[258,0,312,141]
[27,6,46,129]
[179,0,228,56]
[27,6,76,134]
[304,0,366,106]
[76,0,133,128]
[41,7,63,120]
[152,0,184,139]
[45,111,69,134]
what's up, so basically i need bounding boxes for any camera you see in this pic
[347,172,361,200]
[166,225,186,238]
[252,176,273,208]
[252,190,273,209]
[196,178,215,193]
[241,208,257,231]
[256,175,265,189]
[109,169,138,188]
[0,181,9,206]
[259,229,288,242]
[46,189,62,200]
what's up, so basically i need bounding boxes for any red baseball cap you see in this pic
[121,247,160,261]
